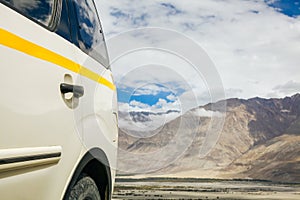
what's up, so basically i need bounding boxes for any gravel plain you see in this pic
[112,178,300,200]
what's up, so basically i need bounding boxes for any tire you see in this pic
[67,175,101,200]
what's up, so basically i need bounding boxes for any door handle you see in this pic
[60,83,84,98]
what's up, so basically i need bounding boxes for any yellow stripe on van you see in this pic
[0,28,116,90]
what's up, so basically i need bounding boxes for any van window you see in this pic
[56,0,71,42]
[2,0,57,28]
[73,0,109,67]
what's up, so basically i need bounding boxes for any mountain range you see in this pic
[118,93,300,183]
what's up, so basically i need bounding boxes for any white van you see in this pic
[0,0,118,199]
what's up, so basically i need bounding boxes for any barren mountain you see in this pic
[118,94,300,183]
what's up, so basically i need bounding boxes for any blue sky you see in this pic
[96,0,300,112]
[118,89,175,106]
[266,0,300,17]
[118,81,184,106]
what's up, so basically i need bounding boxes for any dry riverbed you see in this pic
[112,178,300,200]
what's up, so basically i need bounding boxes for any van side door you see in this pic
[70,0,118,178]
[0,1,85,199]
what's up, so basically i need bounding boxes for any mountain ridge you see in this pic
[118,93,300,183]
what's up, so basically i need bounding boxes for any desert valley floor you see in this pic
[112,178,300,200]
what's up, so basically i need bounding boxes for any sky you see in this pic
[95,0,300,115]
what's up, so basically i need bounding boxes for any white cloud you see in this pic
[95,0,300,103]
[118,101,130,112]
[133,84,171,96]
[152,98,181,112]
[272,80,300,96]
[166,94,177,101]
[193,108,224,117]
[120,97,181,113]
[118,99,181,132]
[225,88,243,99]
[129,100,150,110]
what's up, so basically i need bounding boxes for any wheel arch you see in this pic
[63,148,112,200]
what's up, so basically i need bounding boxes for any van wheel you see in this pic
[67,175,101,200]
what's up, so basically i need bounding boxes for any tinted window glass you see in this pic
[56,0,71,42]
[2,0,56,27]
[73,0,108,67]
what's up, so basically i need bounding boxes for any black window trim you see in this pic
[0,0,62,31]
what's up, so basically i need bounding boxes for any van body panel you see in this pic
[0,1,117,199]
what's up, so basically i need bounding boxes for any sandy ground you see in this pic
[112,178,300,200]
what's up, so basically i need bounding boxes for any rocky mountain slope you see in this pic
[118,94,300,183]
